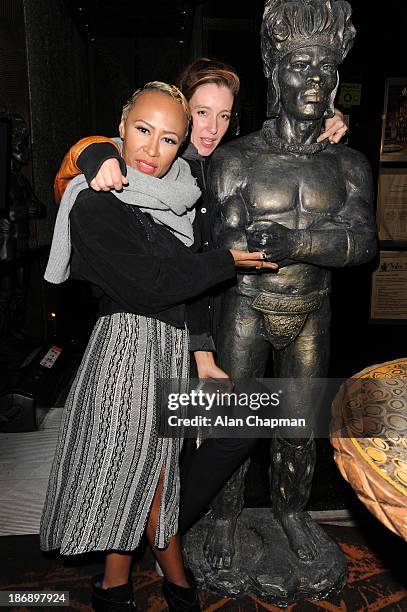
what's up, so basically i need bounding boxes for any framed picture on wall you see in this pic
[371,78,407,322]
[377,168,407,242]
[370,250,407,321]
[380,77,407,163]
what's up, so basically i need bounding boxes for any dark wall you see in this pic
[23,0,90,246]
[328,0,407,376]
[86,3,264,137]
[0,1,29,118]
[90,36,185,135]
[339,0,407,173]
[197,1,266,134]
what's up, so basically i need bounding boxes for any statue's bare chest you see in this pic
[242,153,346,219]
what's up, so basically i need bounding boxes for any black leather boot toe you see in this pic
[162,569,201,611]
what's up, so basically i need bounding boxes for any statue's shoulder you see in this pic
[326,144,373,195]
[326,143,370,169]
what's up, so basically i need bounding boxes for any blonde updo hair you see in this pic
[121,81,191,140]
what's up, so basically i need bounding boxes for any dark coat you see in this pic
[69,189,235,329]
[77,142,233,348]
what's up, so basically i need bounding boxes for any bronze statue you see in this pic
[184,0,377,603]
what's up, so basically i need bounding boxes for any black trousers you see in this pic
[178,436,257,535]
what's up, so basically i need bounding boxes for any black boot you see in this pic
[162,569,200,611]
[91,574,136,611]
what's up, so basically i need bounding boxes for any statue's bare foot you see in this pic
[203,517,237,569]
[280,513,317,562]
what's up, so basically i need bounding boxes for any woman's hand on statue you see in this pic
[194,351,230,380]
[318,108,348,144]
[229,249,278,270]
[89,158,129,192]
[246,224,294,261]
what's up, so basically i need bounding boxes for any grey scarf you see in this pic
[45,156,200,284]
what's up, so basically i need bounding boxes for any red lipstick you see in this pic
[135,159,157,174]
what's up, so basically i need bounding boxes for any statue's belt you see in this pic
[251,289,329,314]
[251,289,329,349]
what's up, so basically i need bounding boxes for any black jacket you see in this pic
[181,143,230,348]
[69,189,235,329]
[77,142,231,348]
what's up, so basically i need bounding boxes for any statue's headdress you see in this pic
[261,0,356,116]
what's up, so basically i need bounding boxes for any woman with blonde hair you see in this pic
[40,81,273,612]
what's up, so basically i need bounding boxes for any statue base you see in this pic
[182,508,346,606]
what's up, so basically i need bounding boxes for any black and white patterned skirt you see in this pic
[40,313,189,555]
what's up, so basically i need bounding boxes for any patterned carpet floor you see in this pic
[1,523,406,611]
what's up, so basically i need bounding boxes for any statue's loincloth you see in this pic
[250,289,330,349]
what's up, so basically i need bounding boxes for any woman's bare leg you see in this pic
[146,471,189,587]
[98,471,188,590]
[102,552,133,588]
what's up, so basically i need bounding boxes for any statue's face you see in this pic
[277,46,338,120]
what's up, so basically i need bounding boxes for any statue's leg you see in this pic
[203,289,270,569]
[203,459,250,569]
[270,299,330,561]
[179,436,257,536]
